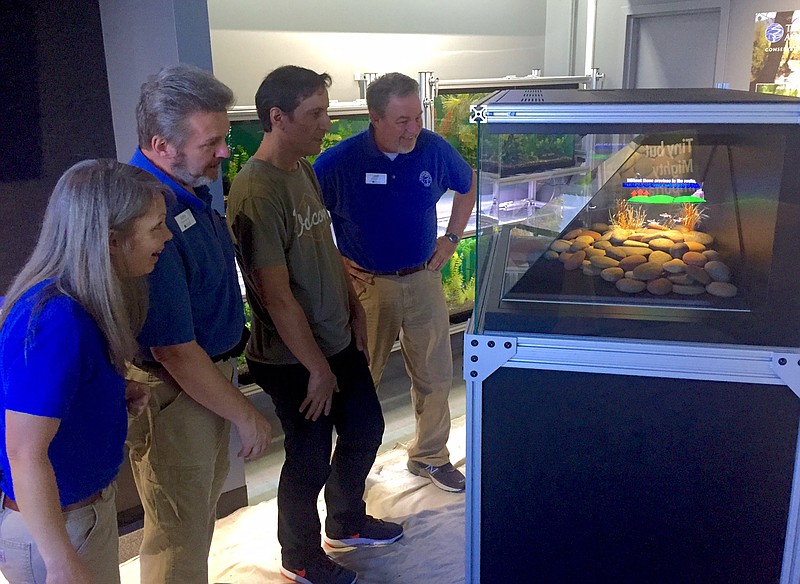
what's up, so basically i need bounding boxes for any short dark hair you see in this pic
[255,66,332,132]
[366,72,419,118]
[136,64,234,149]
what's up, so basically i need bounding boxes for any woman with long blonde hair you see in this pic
[0,159,172,583]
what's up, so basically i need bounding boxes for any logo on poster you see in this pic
[766,22,785,43]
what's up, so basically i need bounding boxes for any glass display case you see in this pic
[464,89,800,584]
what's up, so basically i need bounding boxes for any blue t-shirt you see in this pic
[129,149,244,358]
[313,127,473,272]
[0,281,127,506]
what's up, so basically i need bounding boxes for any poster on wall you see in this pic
[751,12,800,95]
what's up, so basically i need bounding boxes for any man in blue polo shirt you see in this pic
[314,72,476,492]
[126,64,272,583]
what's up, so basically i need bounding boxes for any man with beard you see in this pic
[314,72,476,493]
[227,65,402,584]
[126,64,272,584]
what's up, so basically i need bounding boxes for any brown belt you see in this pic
[2,491,102,513]
[371,263,427,277]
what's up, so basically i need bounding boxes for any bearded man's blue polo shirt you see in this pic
[129,148,244,359]
[313,128,472,272]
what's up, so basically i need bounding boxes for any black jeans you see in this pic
[247,340,385,565]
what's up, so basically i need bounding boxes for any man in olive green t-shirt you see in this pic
[226,65,403,584]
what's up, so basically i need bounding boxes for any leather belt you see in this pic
[371,263,427,277]
[2,491,102,513]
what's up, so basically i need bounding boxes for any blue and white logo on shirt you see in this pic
[766,23,785,43]
[419,171,433,187]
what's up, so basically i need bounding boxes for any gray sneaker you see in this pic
[407,460,465,492]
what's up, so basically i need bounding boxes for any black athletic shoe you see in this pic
[280,553,357,584]
[407,460,465,492]
[324,515,404,548]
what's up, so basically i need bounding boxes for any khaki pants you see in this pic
[126,360,233,584]
[359,268,453,466]
[0,483,120,584]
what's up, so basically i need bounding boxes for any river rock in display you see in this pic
[704,261,731,282]
[707,281,738,297]
[647,278,673,295]
[619,255,648,271]
[616,278,647,293]
[601,267,624,282]
[548,223,736,298]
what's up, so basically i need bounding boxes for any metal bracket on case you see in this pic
[470,105,488,124]
[771,353,800,400]
[463,334,517,382]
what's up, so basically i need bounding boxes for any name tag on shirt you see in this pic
[175,209,196,232]
[365,173,387,185]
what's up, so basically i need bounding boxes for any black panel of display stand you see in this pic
[481,367,799,583]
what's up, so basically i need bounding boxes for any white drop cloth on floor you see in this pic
[119,415,467,583]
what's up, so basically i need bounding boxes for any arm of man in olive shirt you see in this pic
[252,264,339,422]
[427,170,478,272]
[150,342,272,460]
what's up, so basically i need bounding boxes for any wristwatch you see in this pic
[444,232,460,244]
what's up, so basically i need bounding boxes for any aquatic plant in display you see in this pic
[679,203,706,231]
[609,199,647,230]
[441,237,477,311]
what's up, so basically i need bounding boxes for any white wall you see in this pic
[207,0,549,104]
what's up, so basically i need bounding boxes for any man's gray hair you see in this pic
[136,63,234,149]
[366,72,419,118]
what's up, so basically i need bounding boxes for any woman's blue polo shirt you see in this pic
[0,280,127,506]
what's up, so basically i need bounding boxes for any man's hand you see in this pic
[125,380,150,417]
[300,366,337,421]
[349,301,370,365]
[343,257,374,296]
[233,410,272,461]
[427,236,458,272]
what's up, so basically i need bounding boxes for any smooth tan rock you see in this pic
[683,251,708,266]
[544,250,559,260]
[619,255,648,271]
[620,246,652,256]
[584,247,607,258]
[631,263,664,281]
[685,264,712,285]
[662,259,686,274]
[592,223,610,233]
[559,251,571,263]
[646,222,669,231]
[684,231,714,245]
[648,238,675,251]
[563,250,586,271]
[582,230,602,240]
[563,228,585,240]
[616,278,647,293]
[582,265,603,276]
[590,255,620,269]
[626,233,645,242]
[704,261,731,282]
[622,240,650,248]
[576,235,596,245]
[605,247,628,260]
[593,240,613,250]
[668,274,693,285]
[702,249,721,261]
[610,229,631,244]
[598,231,614,242]
[662,230,685,242]
[707,281,738,298]
[647,278,673,295]
[685,241,706,252]
[570,240,590,252]
[669,242,690,258]
[673,284,706,295]
[582,259,591,266]
[550,239,571,253]
[648,251,672,265]
[601,267,624,282]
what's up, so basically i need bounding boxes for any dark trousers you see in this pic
[247,340,385,565]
